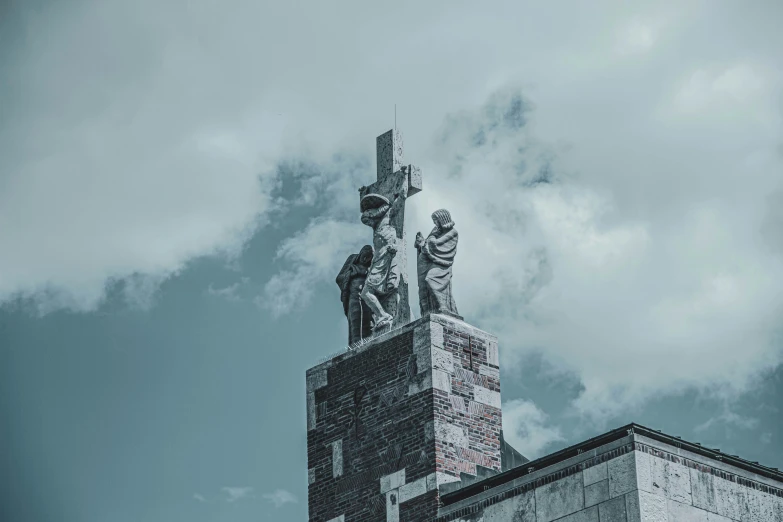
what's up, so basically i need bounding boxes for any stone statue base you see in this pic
[421,310,464,322]
[306,314,503,522]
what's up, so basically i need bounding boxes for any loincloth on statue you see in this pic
[364,246,400,296]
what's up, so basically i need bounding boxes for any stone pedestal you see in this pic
[306,314,503,522]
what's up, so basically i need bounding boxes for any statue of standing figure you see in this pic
[415,209,460,317]
[359,193,402,331]
[335,245,374,345]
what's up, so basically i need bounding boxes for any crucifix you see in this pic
[464,335,480,371]
[358,129,422,332]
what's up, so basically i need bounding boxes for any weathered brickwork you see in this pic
[433,323,502,479]
[306,314,503,521]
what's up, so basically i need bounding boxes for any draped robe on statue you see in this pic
[417,226,459,316]
[336,245,374,345]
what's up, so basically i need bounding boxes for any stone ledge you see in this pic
[307,313,496,373]
[634,440,783,498]
[634,432,783,491]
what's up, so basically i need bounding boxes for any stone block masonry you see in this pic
[437,430,783,522]
[306,314,504,521]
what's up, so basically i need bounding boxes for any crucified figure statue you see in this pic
[332,128,420,340]
[360,194,401,331]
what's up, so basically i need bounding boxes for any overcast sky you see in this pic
[1,1,782,521]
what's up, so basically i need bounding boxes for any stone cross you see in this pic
[358,129,422,330]
[464,336,479,371]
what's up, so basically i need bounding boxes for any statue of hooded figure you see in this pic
[335,245,374,345]
[415,209,460,318]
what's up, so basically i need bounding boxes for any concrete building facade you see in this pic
[438,425,783,522]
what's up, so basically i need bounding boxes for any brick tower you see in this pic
[306,313,503,521]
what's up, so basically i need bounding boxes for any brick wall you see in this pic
[306,314,503,522]
[432,322,502,479]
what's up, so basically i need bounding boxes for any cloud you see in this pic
[502,399,564,458]
[423,85,783,421]
[694,410,760,433]
[666,63,781,130]
[614,18,660,55]
[762,189,783,254]
[254,154,376,317]
[3,0,782,423]
[0,0,289,314]
[206,278,249,303]
[260,219,367,317]
[267,37,782,422]
[221,486,254,503]
[262,489,298,508]
[192,493,206,503]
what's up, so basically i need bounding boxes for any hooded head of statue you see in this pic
[357,245,373,267]
[431,209,454,231]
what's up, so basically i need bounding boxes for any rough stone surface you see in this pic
[399,476,428,503]
[380,469,405,494]
[306,315,502,521]
[432,347,455,374]
[433,369,453,393]
[437,471,461,487]
[386,489,400,522]
[751,489,779,522]
[376,129,405,181]
[626,492,642,522]
[431,322,445,349]
[483,490,536,522]
[487,339,499,366]
[434,439,783,522]
[306,392,317,431]
[609,452,638,499]
[331,439,343,478]
[479,364,500,380]
[473,384,502,408]
[535,472,585,522]
[435,420,469,447]
[638,490,668,522]
[635,451,653,493]
[689,466,714,512]
[667,498,708,521]
[585,461,609,487]
[650,456,691,505]
[685,457,783,522]
[710,474,742,520]
[599,495,627,522]
[586,479,610,507]
[307,369,329,392]
[558,506,600,522]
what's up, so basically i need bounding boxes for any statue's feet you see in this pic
[373,314,393,331]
